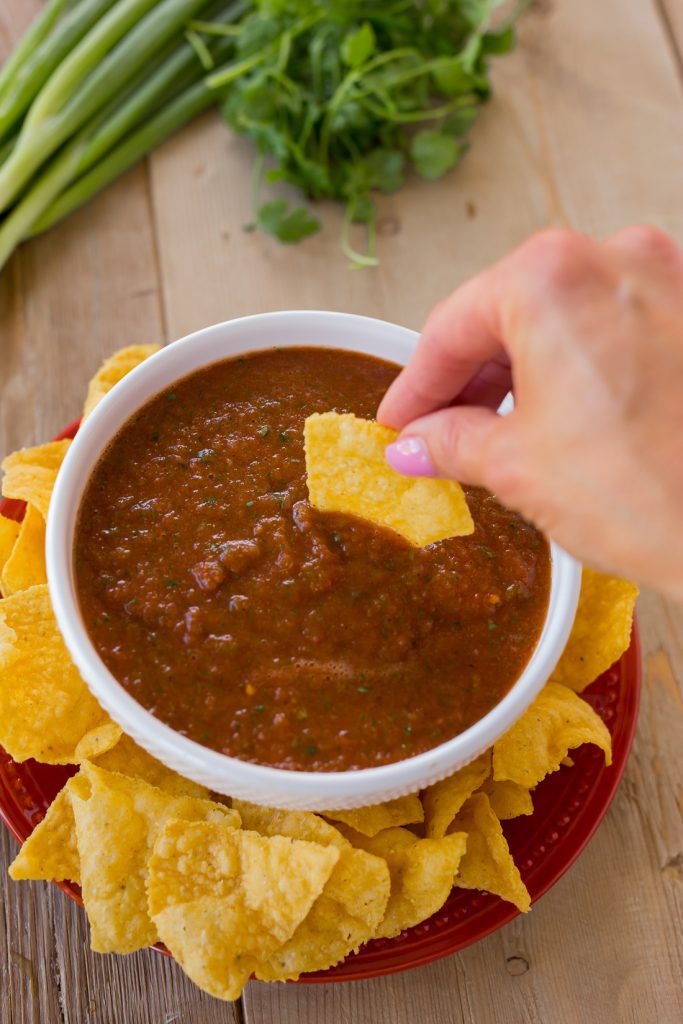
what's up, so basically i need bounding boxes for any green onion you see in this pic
[0,0,118,143]
[0,0,218,214]
[31,76,220,238]
[0,0,71,104]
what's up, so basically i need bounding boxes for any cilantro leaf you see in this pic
[256,199,320,243]
[411,130,463,181]
[341,23,376,68]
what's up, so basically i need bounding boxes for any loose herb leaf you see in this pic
[411,130,463,181]
[256,198,320,243]
[341,23,376,69]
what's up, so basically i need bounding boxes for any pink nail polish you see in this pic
[385,436,436,478]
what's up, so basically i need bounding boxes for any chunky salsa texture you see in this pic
[75,348,551,771]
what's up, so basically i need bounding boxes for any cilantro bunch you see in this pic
[216,0,519,264]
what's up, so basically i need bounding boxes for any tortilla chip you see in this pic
[83,345,160,420]
[422,752,490,838]
[304,412,473,546]
[339,825,467,939]
[9,777,85,884]
[561,755,574,768]
[1,440,71,518]
[73,722,123,762]
[479,779,533,820]
[233,800,388,979]
[323,794,424,837]
[0,504,46,596]
[453,793,530,912]
[257,846,389,980]
[90,733,207,798]
[71,762,240,953]
[0,514,20,579]
[233,800,349,850]
[493,681,612,789]
[551,569,638,692]
[0,585,114,763]
[149,819,339,1000]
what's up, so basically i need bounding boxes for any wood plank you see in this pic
[658,0,683,77]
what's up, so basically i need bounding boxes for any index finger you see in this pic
[377,267,506,429]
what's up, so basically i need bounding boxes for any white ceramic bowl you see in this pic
[47,311,581,810]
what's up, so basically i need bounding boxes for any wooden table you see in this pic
[1,1,683,1021]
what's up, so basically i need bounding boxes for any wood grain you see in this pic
[658,0,683,80]
[1,0,683,1021]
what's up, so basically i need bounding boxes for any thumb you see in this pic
[384,405,504,489]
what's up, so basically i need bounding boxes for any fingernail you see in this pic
[385,436,436,478]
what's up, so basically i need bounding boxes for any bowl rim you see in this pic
[46,310,582,809]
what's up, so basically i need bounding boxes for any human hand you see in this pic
[378,227,683,600]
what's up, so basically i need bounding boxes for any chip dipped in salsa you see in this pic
[74,348,551,772]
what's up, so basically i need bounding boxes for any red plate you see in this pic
[0,421,641,982]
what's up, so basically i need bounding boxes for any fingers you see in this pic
[603,225,683,300]
[377,269,506,430]
[385,405,504,488]
[604,224,683,270]
[452,355,512,410]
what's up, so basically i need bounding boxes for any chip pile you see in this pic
[1,348,639,1001]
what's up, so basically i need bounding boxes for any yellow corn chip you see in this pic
[0,585,114,763]
[257,846,389,980]
[453,793,530,912]
[233,800,349,850]
[0,504,46,595]
[0,515,20,580]
[83,345,160,420]
[73,722,124,762]
[304,412,473,546]
[338,824,419,850]
[422,752,490,838]
[149,819,340,1000]
[479,779,533,820]
[561,755,574,768]
[71,762,240,954]
[234,801,388,980]
[323,793,424,837]
[493,681,612,789]
[551,569,638,692]
[338,825,467,939]
[9,776,86,884]
[1,440,71,518]
[90,733,207,799]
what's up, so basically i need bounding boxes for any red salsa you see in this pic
[74,348,551,771]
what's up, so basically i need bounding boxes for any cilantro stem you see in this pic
[185,30,215,70]
[341,202,379,270]
[187,19,241,37]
